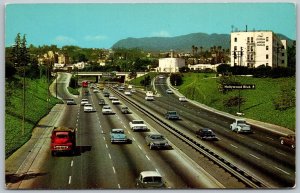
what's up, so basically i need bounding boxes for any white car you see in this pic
[84,104,94,112]
[145,96,154,101]
[93,89,100,93]
[102,105,114,115]
[179,96,187,102]
[124,90,131,96]
[112,99,120,104]
[129,120,148,131]
[131,88,136,93]
[109,95,117,100]
[81,99,89,106]
[166,89,173,94]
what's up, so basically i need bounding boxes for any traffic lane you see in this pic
[156,81,294,150]
[132,90,295,163]
[94,90,222,188]
[92,91,189,188]
[69,91,120,189]
[128,89,295,187]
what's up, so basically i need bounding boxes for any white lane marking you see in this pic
[230,144,238,149]
[266,136,274,141]
[274,166,290,175]
[70,160,74,167]
[156,168,159,173]
[118,184,121,189]
[106,144,108,149]
[255,142,263,147]
[103,137,106,141]
[249,153,260,160]
[123,125,127,129]
[112,166,116,174]
[137,145,142,150]
[108,153,112,159]
[145,155,150,161]
[68,176,72,184]
[276,151,287,156]
[132,137,136,141]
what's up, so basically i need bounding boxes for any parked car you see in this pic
[136,171,166,188]
[280,134,296,149]
[165,111,180,120]
[121,106,130,114]
[80,99,89,106]
[66,98,76,105]
[166,89,173,94]
[98,99,105,105]
[102,105,114,115]
[110,128,131,144]
[178,96,187,102]
[196,128,218,140]
[145,133,170,150]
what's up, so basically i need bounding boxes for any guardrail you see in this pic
[109,87,270,188]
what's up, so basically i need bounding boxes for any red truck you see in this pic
[50,126,76,156]
[82,80,88,87]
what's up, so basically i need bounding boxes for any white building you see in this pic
[231,31,287,68]
[188,63,222,71]
[158,58,185,73]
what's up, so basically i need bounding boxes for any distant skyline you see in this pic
[5,3,296,49]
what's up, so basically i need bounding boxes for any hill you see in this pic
[112,32,294,52]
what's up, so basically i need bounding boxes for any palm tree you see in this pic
[192,45,195,56]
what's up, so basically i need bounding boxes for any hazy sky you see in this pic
[5,3,296,48]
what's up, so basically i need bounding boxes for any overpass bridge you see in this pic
[75,71,148,83]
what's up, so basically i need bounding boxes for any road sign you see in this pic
[223,84,256,90]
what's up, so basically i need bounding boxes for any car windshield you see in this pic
[152,135,164,139]
[112,130,124,134]
[103,106,110,109]
[143,177,162,183]
[134,121,144,124]
[237,120,246,124]
[168,111,177,115]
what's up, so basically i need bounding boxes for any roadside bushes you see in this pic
[216,64,295,78]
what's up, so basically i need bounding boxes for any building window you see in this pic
[282,60,285,64]
[266,46,269,50]
[247,37,250,42]
[234,46,237,50]
[266,37,269,42]
[251,37,253,43]
[251,46,253,51]
[234,37,237,42]
[266,63,269,66]
[266,54,269,59]
[282,53,285,56]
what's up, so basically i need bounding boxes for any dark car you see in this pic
[98,99,105,105]
[145,134,170,150]
[280,134,295,149]
[165,111,180,120]
[66,98,76,105]
[196,128,218,140]
[121,106,130,114]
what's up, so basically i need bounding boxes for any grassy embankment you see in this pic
[177,73,295,130]
[5,76,62,158]
[129,72,158,89]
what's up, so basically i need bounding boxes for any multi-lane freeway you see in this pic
[5,72,295,189]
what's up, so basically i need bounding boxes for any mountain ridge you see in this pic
[112,32,294,52]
